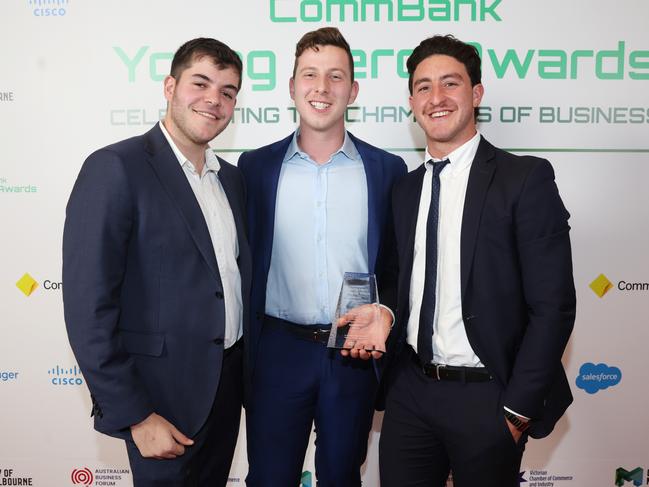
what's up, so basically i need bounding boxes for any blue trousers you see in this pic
[246,318,378,486]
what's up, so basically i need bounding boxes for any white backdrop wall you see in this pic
[1,1,648,486]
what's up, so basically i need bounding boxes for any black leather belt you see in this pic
[409,346,492,382]
[264,315,331,344]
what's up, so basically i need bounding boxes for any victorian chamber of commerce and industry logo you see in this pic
[576,362,621,394]
[27,0,69,17]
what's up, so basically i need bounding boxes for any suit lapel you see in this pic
[217,158,247,254]
[261,135,292,278]
[352,133,382,273]
[144,125,221,283]
[402,165,427,283]
[460,136,496,297]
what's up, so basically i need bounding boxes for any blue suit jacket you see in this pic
[238,132,406,387]
[63,125,251,439]
[389,136,576,438]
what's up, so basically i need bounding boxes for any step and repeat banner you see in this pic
[1,1,648,486]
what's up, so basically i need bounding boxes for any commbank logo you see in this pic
[576,363,621,394]
[49,365,84,386]
[301,471,312,487]
[590,273,613,298]
[71,467,93,486]
[28,0,69,17]
[615,467,644,486]
[16,273,38,296]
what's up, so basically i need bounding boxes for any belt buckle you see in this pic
[435,364,446,381]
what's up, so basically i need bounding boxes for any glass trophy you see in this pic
[327,272,384,351]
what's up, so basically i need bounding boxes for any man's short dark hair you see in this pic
[407,35,482,119]
[293,27,355,82]
[170,37,243,90]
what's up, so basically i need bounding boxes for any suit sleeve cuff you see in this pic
[504,406,531,421]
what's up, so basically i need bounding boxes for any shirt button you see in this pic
[215,291,224,299]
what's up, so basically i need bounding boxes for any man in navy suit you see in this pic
[239,27,406,486]
[379,35,576,486]
[63,38,250,487]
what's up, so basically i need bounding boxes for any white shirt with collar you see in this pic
[159,121,243,349]
[407,131,482,367]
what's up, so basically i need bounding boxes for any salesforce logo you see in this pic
[576,362,621,394]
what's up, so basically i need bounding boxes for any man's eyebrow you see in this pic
[191,73,211,82]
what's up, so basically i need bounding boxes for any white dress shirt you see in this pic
[159,121,243,348]
[407,131,483,367]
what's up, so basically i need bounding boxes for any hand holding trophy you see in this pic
[328,272,392,360]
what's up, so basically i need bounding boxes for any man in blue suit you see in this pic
[63,38,250,487]
[379,35,576,487]
[239,27,406,486]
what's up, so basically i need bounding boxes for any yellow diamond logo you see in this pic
[589,274,613,298]
[16,273,38,297]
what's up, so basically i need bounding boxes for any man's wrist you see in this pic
[377,304,395,329]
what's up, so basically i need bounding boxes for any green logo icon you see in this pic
[301,471,312,487]
[615,467,644,486]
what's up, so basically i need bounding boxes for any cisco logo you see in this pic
[48,365,84,386]
[28,0,69,17]
[576,362,621,394]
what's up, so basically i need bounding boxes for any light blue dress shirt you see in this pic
[265,131,369,325]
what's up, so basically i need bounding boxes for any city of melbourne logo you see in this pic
[49,365,84,386]
[28,0,69,17]
[576,362,621,394]
[71,468,93,486]
[615,467,644,486]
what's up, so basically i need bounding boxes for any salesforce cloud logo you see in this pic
[576,362,621,394]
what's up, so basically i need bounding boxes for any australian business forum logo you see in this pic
[615,466,648,486]
[576,362,621,394]
[71,467,131,486]
[27,0,69,17]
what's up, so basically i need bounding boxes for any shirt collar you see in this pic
[159,121,221,174]
[283,129,359,164]
[424,131,481,176]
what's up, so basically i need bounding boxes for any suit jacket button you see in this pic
[213,338,224,345]
[215,291,224,299]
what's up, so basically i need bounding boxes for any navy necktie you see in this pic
[417,159,449,365]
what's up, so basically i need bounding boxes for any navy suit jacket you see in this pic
[63,125,251,439]
[238,132,406,389]
[389,136,576,439]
